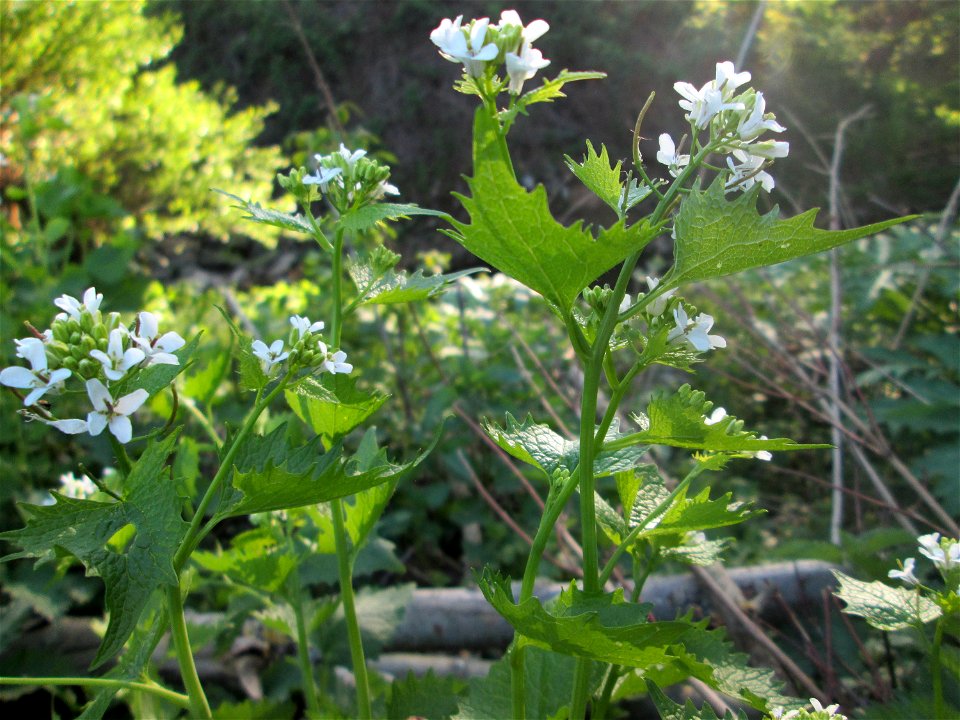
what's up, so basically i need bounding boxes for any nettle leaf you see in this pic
[0,432,186,668]
[215,190,314,236]
[218,424,439,518]
[388,670,465,720]
[665,176,916,287]
[455,646,589,720]
[483,413,648,481]
[349,259,483,306]
[285,374,389,447]
[833,571,942,631]
[339,203,448,234]
[564,141,624,217]
[647,683,749,720]
[193,528,296,594]
[609,628,801,714]
[477,568,695,669]
[444,108,660,314]
[626,384,825,454]
[515,70,607,111]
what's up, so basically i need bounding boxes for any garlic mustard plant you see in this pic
[428,8,913,720]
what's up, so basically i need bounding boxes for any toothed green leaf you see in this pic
[0,432,187,669]
[349,261,483,305]
[834,571,942,631]
[665,176,916,287]
[339,203,448,234]
[482,412,648,481]
[217,424,439,518]
[215,189,314,235]
[564,140,625,216]
[444,108,660,314]
[285,374,389,447]
[625,384,825,454]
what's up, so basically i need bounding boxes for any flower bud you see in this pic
[78,358,99,378]
[61,356,79,372]
[93,323,108,342]
[80,311,95,333]
[70,332,82,346]
[80,335,97,355]
[52,322,71,343]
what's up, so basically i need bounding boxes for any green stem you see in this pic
[598,463,706,586]
[292,574,322,717]
[592,664,622,720]
[512,471,581,720]
[166,584,211,718]
[331,496,372,719]
[330,228,345,346]
[0,676,190,708]
[569,657,592,720]
[932,616,945,720]
[173,376,289,571]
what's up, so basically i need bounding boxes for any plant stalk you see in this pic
[0,676,190,708]
[165,584,212,718]
[292,577,322,717]
[331,496,372,719]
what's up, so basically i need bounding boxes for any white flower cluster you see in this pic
[430,10,550,95]
[772,698,846,720]
[251,315,353,377]
[659,61,788,193]
[888,533,960,588]
[0,287,184,444]
[303,143,398,211]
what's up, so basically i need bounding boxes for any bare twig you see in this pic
[735,0,767,71]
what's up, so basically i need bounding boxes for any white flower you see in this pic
[726,149,776,193]
[318,341,353,374]
[714,61,751,99]
[0,340,71,406]
[668,306,727,352]
[656,134,690,177]
[58,472,98,500]
[290,315,325,340]
[54,287,102,321]
[89,328,145,381]
[369,179,400,200]
[505,40,550,95]
[131,312,185,366]
[749,436,774,462]
[497,10,550,47]
[704,407,728,426]
[15,336,47,360]
[430,16,499,77]
[747,139,790,160]
[302,164,343,191]
[809,698,841,717]
[888,557,919,586]
[85,378,149,444]
[918,533,959,571]
[337,143,367,169]
[251,339,289,374]
[674,81,744,130]
[644,276,677,317]
[738,92,786,141]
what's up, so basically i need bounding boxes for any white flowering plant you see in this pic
[834,534,960,719]
[0,136,473,717]
[426,8,913,720]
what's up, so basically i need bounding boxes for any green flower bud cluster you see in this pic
[310,144,399,213]
[286,331,328,373]
[47,310,123,380]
